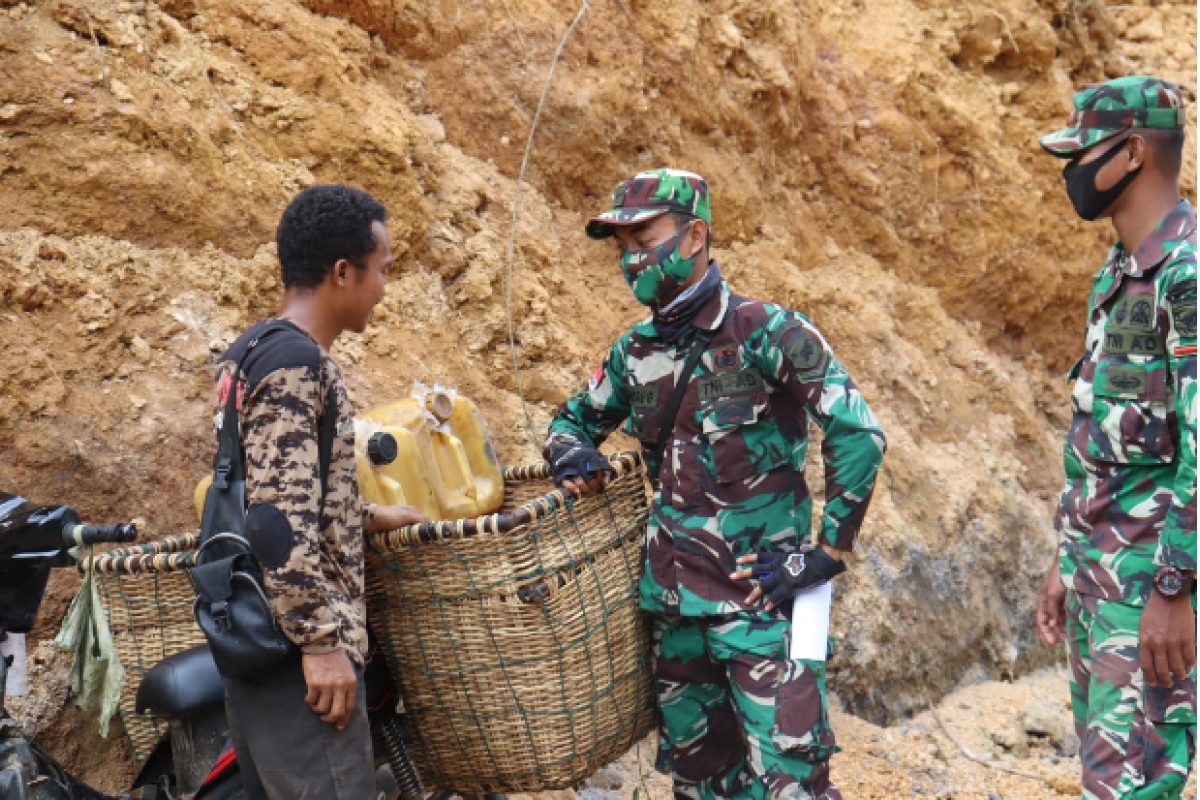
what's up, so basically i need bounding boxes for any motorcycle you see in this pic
[0,493,501,800]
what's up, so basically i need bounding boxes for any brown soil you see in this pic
[531,668,1197,800]
[1,0,1195,796]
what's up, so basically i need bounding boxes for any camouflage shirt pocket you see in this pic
[700,391,788,484]
[1089,354,1175,466]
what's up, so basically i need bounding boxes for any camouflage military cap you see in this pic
[585,168,712,239]
[1039,76,1186,158]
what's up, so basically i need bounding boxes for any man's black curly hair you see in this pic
[276,185,388,290]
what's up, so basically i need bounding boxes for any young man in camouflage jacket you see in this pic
[1035,76,1197,800]
[212,185,427,799]
[545,168,887,799]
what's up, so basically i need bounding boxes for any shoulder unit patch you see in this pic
[1167,281,1197,339]
[773,320,827,376]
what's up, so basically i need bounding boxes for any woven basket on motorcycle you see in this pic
[89,533,202,762]
[365,450,656,794]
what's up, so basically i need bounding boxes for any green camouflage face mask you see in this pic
[620,224,697,307]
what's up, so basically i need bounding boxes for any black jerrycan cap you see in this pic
[366,432,399,466]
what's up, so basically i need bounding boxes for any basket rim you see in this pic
[369,450,645,548]
[90,532,199,576]
[90,450,646,569]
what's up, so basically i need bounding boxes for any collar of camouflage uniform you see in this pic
[641,276,731,338]
[1112,199,1196,277]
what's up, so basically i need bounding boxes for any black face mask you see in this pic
[1062,136,1142,221]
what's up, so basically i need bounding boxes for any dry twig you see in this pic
[499,0,529,52]
[985,9,1020,54]
[505,0,589,450]
[910,121,942,223]
[79,2,111,95]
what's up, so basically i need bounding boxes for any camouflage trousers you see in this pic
[651,611,841,800]
[1066,591,1196,800]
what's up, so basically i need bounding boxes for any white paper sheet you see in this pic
[789,582,833,661]
[2,632,29,696]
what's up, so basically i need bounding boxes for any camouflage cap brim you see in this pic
[1038,91,1186,158]
[585,207,670,240]
[1038,126,1127,158]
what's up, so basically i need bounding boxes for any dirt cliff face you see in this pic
[0,0,1194,786]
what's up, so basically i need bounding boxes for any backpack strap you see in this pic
[316,381,338,514]
[646,328,715,485]
[213,323,292,491]
[645,296,748,484]
[213,322,336,511]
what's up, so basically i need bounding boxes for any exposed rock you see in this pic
[585,765,632,790]
[1022,697,1070,748]
[1125,14,1164,42]
[577,790,620,800]
[990,723,1030,758]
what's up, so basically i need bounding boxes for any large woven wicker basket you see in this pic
[91,534,202,762]
[366,451,655,793]
[91,451,656,790]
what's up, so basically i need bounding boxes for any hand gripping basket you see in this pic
[365,451,656,793]
[89,533,203,761]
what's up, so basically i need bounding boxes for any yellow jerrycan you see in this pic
[193,387,504,523]
[356,387,504,521]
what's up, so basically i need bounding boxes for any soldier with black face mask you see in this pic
[1035,76,1197,800]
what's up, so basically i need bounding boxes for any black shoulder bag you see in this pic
[191,324,337,677]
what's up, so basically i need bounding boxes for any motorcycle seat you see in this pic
[136,645,225,720]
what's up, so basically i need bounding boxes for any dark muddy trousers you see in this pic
[223,652,374,800]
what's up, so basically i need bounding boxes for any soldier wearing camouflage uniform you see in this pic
[1035,77,1197,800]
[545,169,887,799]
[212,185,427,799]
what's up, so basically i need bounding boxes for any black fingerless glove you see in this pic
[550,445,613,488]
[752,543,846,607]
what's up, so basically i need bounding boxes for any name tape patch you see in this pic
[697,368,764,401]
[1103,330,1164,356]
[629,383,661,409]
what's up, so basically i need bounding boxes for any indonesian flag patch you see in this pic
[588,364,605,392]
